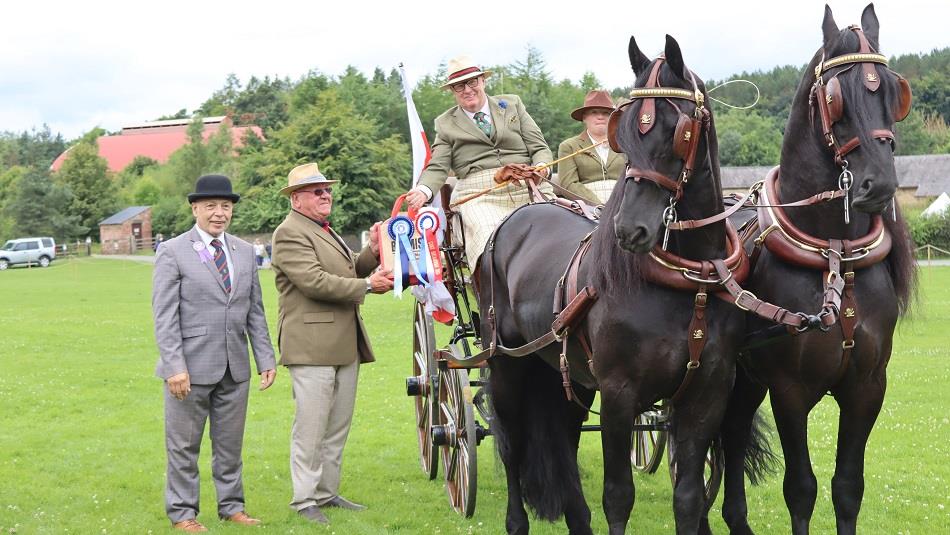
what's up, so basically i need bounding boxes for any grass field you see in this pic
[0,258,948,534]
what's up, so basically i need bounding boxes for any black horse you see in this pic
[480,35,768,535]
[718,5,917,535]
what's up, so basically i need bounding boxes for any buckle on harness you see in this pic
[735,290,758,311]
[842,339,855,349]
[686,360,701,370]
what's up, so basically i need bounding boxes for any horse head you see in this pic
[798,3,911,214]
[608,35,719,254]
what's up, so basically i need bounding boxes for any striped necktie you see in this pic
[473,111,493,137]
[210,239,231,293]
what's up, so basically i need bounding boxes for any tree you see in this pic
[55,131,117,233]
[896,110,950,155]
[715,109,783,166]
[230,88,409,234]
[5,166,85,239]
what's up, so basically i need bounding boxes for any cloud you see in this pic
[1,0,946,138]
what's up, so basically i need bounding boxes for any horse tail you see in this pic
[488,358,590,522]
[743,410,780,486]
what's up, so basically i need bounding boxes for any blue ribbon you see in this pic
[398,232,430,287]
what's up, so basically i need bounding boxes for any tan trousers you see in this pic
[288,362,359,510]
[451,167,553,266]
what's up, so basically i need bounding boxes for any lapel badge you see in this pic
[193,241,205,251]
[640,113,652,124]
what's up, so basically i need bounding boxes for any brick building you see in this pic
[99,206,152,254]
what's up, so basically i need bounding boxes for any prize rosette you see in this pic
[387,214,418,295]
[379,195,455,323]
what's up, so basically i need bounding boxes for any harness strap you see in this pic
[712,259,804,330]
[836,248,858,383]
[671,262,710,405]
[626,166,684,200]
[852,26,881,91]
[823,239,846,323]
[639,58,665,135]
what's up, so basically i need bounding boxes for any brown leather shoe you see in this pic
[220,511,262,526]
[172,519,208,532]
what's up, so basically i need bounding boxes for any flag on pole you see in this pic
[398,63,454,323]
[399,63,433,193]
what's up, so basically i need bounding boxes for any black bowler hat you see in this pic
[187,175,241,203]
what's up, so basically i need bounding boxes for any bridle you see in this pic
[809,25,912,223]
[607,55,711,250]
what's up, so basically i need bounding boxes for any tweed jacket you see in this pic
[555,131,626,200]
[271,210,379,366]
[152,228,276,385]
[418,94,553,194]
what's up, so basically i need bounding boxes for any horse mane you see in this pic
[589,176,644,295]
[885,206,918,316]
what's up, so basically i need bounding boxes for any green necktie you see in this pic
[473,111,493,137]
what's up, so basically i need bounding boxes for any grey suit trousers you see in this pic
[164,369,249,523]
[288,362,359,510]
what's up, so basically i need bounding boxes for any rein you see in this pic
[448,141,608,209]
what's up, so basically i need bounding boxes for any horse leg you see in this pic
[721,366,769,535]
[770,387,823,535]
[671,388,732,535]
[600,387,637,535]
[563,387,596,535]
[830,373,886,534]
[488,357,531,534]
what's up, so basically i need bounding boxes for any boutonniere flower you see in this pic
[193,241,213,263]
[498,100,507,109]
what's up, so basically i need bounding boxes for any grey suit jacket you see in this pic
[152,227,276,385]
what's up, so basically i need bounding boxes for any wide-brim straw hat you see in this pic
[188,174,240,203]
[441,55,493,88]
[280,163,339,196]
[571,90,616,121]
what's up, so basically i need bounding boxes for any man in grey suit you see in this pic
[152,174,277,533]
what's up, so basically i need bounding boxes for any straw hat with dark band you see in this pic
[280,163,339,196]
[441,55,493,88]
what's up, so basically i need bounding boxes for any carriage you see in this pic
[402,183,724,518]
[399,6,913,532]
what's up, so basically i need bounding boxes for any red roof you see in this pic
[51,120,264,173]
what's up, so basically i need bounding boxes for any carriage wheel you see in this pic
[631,406,668,474]
[432,367,478,517]
[667,436,724,509]
[407,301,439,479]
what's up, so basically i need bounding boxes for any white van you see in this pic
[0,237,57,270]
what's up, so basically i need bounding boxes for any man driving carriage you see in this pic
[405,55,553,268]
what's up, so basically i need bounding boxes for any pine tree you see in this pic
[55,132,117,233]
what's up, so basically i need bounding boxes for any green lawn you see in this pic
[0,258,947,533]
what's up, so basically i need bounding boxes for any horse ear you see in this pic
[860,3,880,50]
[822,4,839,48]
[664,35,688,82]
[628,36,651,77]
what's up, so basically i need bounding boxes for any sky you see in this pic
[1,0,947,140]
